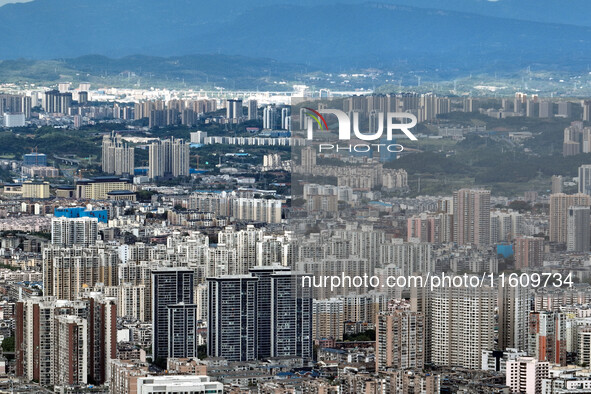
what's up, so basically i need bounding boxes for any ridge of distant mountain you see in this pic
[0,0,589,73]
[382,0,591,27]
[0,54,312,89]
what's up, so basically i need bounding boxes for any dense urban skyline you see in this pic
[0,1,590,394]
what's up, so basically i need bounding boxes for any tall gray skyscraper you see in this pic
[558,101,573,118]
[300,147,317,173]
[43,90,72,114]
[208,275,258,361]
[539,101,553,118]
[101,131,134,175]
[151,268,194,362]
[247,100,258,120]
[207,270,313,362]
[167,303,198,359]
[579,165,591,195]
[250,265,291,359]
[148,137,190,179]
[263,105,278,129]
[567,206,591,252]
[270,271,313,361]
[226,99,243,122]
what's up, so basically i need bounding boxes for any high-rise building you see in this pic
[249,265,291,359]
[151,269,194,362]
[43,245,119,300]
[51,217,98,247]
[514,236,544,269]
[248,100,258,120]
[490,210,523,243]
[0,93,31,118]
[148,109,168,128]
[78,91,88,105]
[584,128,591,153]
[342,293,388,325]
[207,275,258,361]
[549,193,591,243]
[376,309,425,371]
[379,240,433,278]
[498,282,530,352]
[43,90,72,114]
[506,357,549,394]
[116,283,147,321]
[190,130,208,144]
[231,197,283,224]
[528,311,566,365]
[270,271,313,361]
[281,106,291,130]
[580,165,591,195]
[263,105,278,129]
[313,298,345,341]
[463,98,477,112]
[453,189,491,246]
[408,213,449,243]
[84,292,117,384]
[582,100,591,122]
[226,99,243,122]
[552,175,564,194]
[102,131,135,175]
[427,278,496,369]
[558,101,573,118]
[181,109,197,126]
[167,303,198,359]
[16,297,88,386]
[567,206,591,252]
[578,327,591,367]
[526,100,535,117]
[300,147,316,173]
[148,137,190,179]
[23,153,47,167]
[54,315,88,386]
[539,101,553,118]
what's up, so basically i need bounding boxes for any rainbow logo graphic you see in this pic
[304,107,328,130]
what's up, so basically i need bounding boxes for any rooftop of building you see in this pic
[107,190,136,195]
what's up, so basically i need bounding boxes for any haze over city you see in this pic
[0,1,589,394]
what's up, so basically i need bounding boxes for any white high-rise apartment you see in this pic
[429,278,496,369]
[506,357,549,394]
[498,281,531,352]
[51,217,98,247]
[148,137,190,179]
[453,189,491,246]
[101,131,134,175]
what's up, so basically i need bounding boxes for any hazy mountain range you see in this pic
[0,0,589,74]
